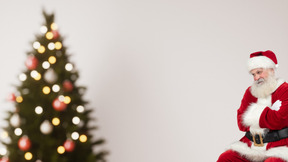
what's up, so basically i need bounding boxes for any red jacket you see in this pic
[229,79,288,161]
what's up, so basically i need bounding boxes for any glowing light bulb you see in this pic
[35,74,41,80]
[52,84,60,92]
[37,45,46,54]
[65,63,73,71]
[33,42,40,49]
[19,73,27,81]
[48,56,56,64]
[46,32,53,40]
[40,26,48,34]
[71,132,79,140]
[24,152,33,160]
[57,146,65,154]
[58,95,65,102]
[76,105,85,113]
[51,23,58,30]
[30,70,38,78]
[14,128,22,136]
[64,96,71,104]
[79,134,87,143]
[35,106,43,114]
[52,118,60,126]
[55,42,62,50]
[16,96,23,103]
[72,117,80,125]
[42,61,50,69]
[48,42,55,50]
[42,86,51,94]
[1,131,8,139]
[30,70,41,80]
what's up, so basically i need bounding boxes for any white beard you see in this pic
[251,75,278,98]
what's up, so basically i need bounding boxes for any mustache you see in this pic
[255,78,265,85]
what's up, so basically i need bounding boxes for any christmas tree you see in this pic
[0,11,107,162]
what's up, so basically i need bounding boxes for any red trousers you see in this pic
[217,150,286,162]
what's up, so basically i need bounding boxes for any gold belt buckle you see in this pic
[252,133,264,147]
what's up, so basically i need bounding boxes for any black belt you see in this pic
[245,127,288,147]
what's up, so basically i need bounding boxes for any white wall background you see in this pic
[1,1,288,162]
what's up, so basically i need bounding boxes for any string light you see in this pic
[71,132,79,140]
[55,42,62,50]
[65,63,73,71]
[14,128,22,136]
[16,96,23,103]
[24,152,33,160]
[46,32,53,40]
[48,42,55,50]
[33,42,40,49]
[42,86,51,94]
[1,131,8,139]
[48,56,56,64]
[37,45,46,54]
[30,70,41,80]
[51,23,58,30]
[64,96,71,104]
[52,84,60,92]
[19,73,27,81]
[52,118,60,126]
[30,70,38,78]
[57,146,65,154]
[79,134,87,143]
[40,26,48,34]
[58,95,65,102]
[42,61,50,69]
[35,106,43,114]
[76,105,85,113]
[72,117,80,125]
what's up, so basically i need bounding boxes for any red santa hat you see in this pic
[247,50,278,72]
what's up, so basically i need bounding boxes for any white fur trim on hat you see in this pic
[247,56,276,72]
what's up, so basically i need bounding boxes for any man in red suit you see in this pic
[217,50,288,162]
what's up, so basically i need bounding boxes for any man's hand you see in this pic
[270,100,282,111]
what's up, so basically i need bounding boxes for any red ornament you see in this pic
[64,140,75,152]
[52,30,59,39]
[52,98,67,111]
[63,80,74,92]
[18,136,31,151]
[25,55,38,70]
[7,93,16,101]
[0,157,9,162]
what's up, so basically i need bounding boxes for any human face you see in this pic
[250,68,273,85]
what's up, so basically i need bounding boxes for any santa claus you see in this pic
[217,50,288,162]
